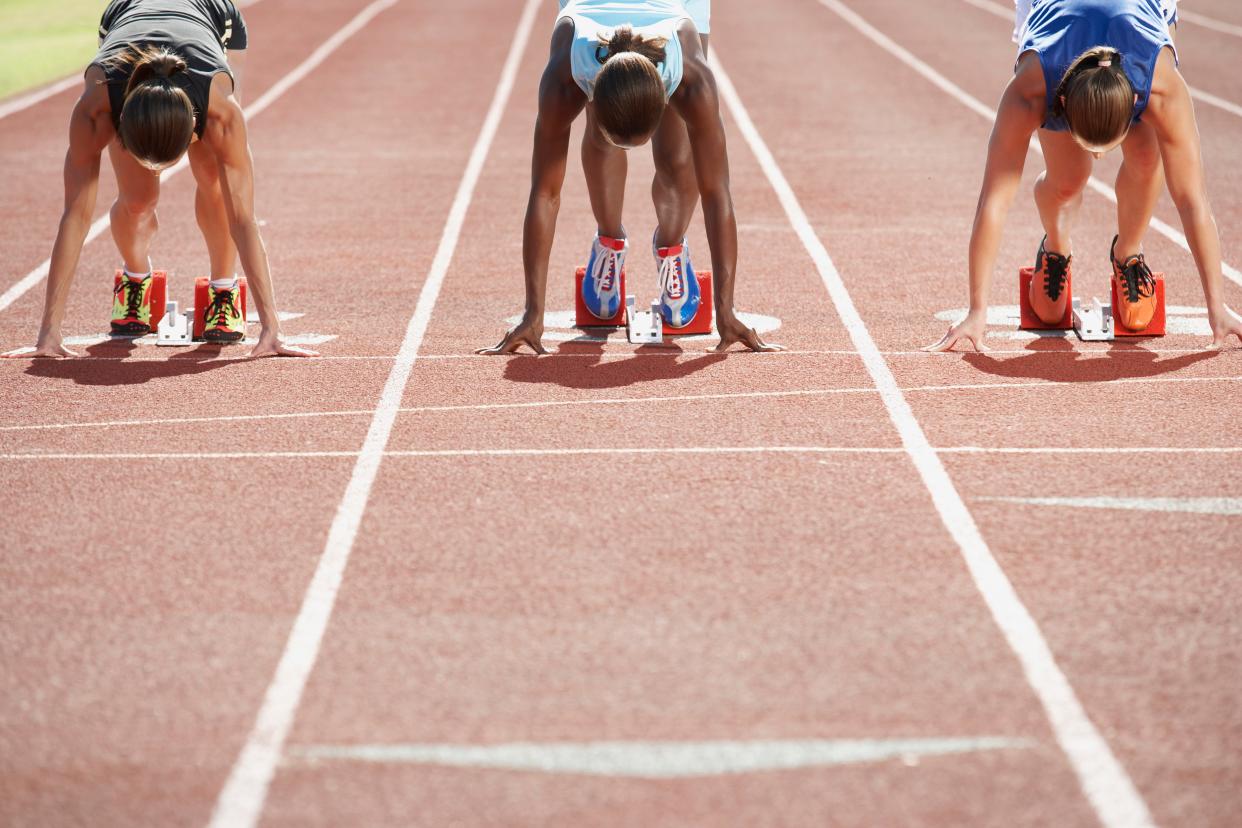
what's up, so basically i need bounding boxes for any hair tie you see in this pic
[1098,58,1112,67]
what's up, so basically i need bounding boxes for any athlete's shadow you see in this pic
[502,339,727,390]
[962,335,1217,382]
[24,339,248,386]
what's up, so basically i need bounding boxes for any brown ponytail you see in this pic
[1054,47,1134,149]
[592,25,668,147]
[108,45,195,168]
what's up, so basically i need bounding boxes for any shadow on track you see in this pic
[501,340,727,389]
[24,339,248,386]
[961,335,1218,383]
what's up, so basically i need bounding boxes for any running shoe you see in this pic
[1029,236,1071,325]
[581,234,627,320]
[201,282,245,343]
[111,274,153,335]
[654,236,700,328]
[1110,235,1158,331]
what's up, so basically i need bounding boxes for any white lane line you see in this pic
[5,372,1240,434]
[206,0,541,824]
[287,737,1034,776]
[0,0,394,316]
[714,30,1157,828]
[1178,9,1242,38]
[3,445,1241,461]
[978,496,1242,515]
[961,0,1242,121]
[818,0,1242,291]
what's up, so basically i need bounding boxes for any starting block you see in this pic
[574,266,628,327]
[113,269,168,331]
[574,266,714,337]
[192,276,249,341]
[625,296,663,344]
[156,300,193,346]
[1110,271,1166,337]
[1018,266,1072,330]
[1072,297,1114,341]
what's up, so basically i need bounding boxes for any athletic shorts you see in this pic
[557,0,710,35]
[1013,0,1176,42]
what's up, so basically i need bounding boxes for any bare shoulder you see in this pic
[203,85,244,149]
[70,65,114,150]
[78,65,111,116]
[1011,51,1047,109]
[1146,47,1182,106]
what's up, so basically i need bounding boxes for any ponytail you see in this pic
[596,25,668,65]
[108,45,195,168]
[1054,47,1134,148]
[592,26,668,147]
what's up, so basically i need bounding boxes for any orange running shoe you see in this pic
[1028,236,1071,325]
[111,274,153,335]
[1110,235,1158,332]
[201,282,245,343]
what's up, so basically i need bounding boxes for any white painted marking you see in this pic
[0,0,387,316]
[0,75,81,121]
[61,332,335,348]
[207,1,541,825]
[718,19,1157,827]
[509,309,782,343]
[940,446,1242,454]
[935,304,1214,337]
[979,496,1242,515]
[964,0,1242,120]
[1178,9,1242,38]
[820,0,1241,292]
[288,737,1033,777]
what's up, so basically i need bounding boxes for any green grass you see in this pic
[0,0,109,100]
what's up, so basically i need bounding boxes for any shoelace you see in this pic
[203,288,239,328]
[113,278,146,318]
[591,247,619,294]
[658,253,683,300]
[1042,253,1069,301]
[1116,255,1156,303]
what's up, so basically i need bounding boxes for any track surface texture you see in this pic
[1,1,1239,826]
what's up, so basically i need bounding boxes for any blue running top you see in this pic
[558,0,695,100]
[1018,0,1175,132]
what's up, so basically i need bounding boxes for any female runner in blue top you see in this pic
[929,0,1242,351]
[480,0,779,354]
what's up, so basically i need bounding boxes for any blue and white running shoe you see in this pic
[581,234,627,320]
[654,237,700,328]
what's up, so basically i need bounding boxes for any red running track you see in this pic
[0,0,1239,825]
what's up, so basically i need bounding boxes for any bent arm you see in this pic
[965,74,1041,313]
[39,91,107,345]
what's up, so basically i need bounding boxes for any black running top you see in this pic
[91,0,248,139]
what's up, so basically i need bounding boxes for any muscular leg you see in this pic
[1033,128,1092,255]
[650,34,708,247]
[1113,120,1164,259]
[188,140,238,280]
[107,141,161,272]
[581,106,627,239]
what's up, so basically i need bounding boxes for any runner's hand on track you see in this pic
[924,311,988,352]
[1208,305,1242,349]
[2,340,78,359]
[250,332,317,358]
[476,315,548,355]
[712,311,783,353]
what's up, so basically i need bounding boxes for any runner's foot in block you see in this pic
[582,234,627,320]
[1029,236,1071,325]
[111,273,153,335]
[654,236,700,329]
[202,282,245,343]
[1111,235,1158,332]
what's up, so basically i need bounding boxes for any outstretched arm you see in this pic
[674,29,779,352]
[4,80,108,359]
[480,19,584,355]
[927,61,1042,352]
[1147,52,1242,348]
[203,85,313,357]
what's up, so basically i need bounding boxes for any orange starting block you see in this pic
[574,267,713,336]
[192,276,249,341]
[113,269,168,331]
[1110,272,1166,336]
[1018,266,1072,330]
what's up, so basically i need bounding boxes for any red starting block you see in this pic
[192,276,249,340]
[574,266,627,327]
[574,267,714,335]
[1018,266,1072,330]
[1110,272,1166,336]
[113,269,168,331]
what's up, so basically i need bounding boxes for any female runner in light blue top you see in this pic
[930,0,1242,351]
[480,0,780,354]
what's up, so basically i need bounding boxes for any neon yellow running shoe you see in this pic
[111,275,153,335]
[201,283,245,343]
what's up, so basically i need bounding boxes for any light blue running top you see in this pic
[558,0,697,100]
[1019,0,1176,132]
